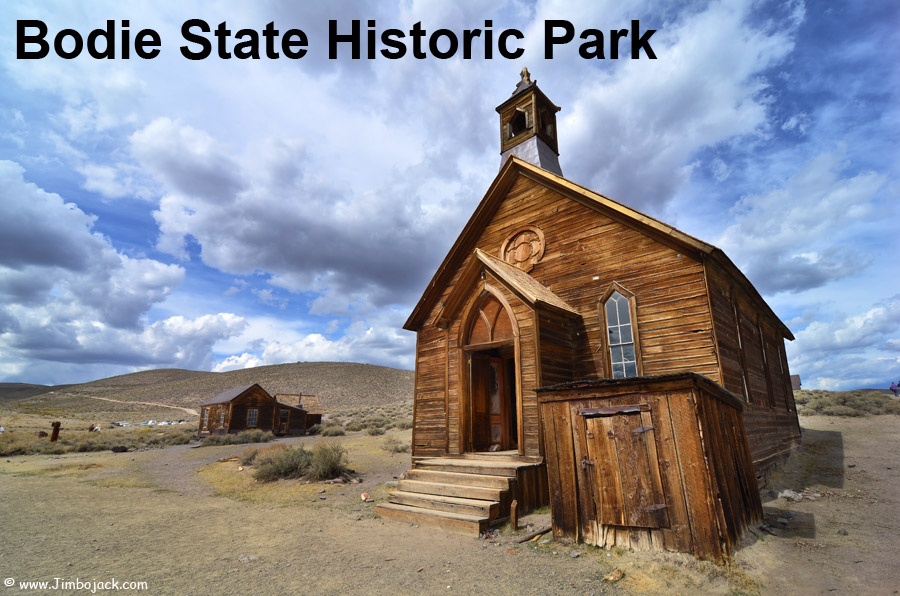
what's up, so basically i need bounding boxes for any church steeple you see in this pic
[495,68,562,176]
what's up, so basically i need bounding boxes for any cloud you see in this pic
[0,161,249,381]
[718,148,887,293]
[787,295,900,390]
[212,309,414,371]
[137,119,452,312]
[553,0,802,212]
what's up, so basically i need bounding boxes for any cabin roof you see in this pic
[405,156,793,340]
[273,394,309,413]
[298,394,323,415]
[201,384,260,406]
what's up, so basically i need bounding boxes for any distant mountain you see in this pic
[1,362,414,413]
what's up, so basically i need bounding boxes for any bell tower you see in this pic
[495,68,562,176]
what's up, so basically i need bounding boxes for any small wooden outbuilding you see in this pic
[199,384,307,436]
[274,393,323,427]
[537,373,762,560]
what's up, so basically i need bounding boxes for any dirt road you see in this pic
[76,394,199,416]
[1,417,898,595]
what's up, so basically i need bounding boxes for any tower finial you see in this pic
[520,67,532,85]
[514,67,535,94]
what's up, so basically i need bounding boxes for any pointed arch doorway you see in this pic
[463,289,521,453]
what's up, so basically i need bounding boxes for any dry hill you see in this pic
[2,362,413,416]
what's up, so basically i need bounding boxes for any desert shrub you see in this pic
[75,438,114,452]
[306,424,322,435]
[366,426,386,436]
[820,405,864,417]
[796,389,900,417]
[240,447,259,465]
[344,421,364,432]
[364,416,388,429]
[381,435,410,453]
[308,441,348,480]
[393,418,414,430]
[0,437,34,456]
[201,429,275,446]
[143,428,196,447]
[319,424,346,437]
[252,446,312,482]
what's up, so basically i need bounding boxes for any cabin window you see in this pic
[603,290,639,379]
[202,408,209,429]
[218,410,225,427]
[247,408,259,427]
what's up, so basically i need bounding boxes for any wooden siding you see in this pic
[228,386,278,434]
[412,173,725,457]
[536,307,577,387]
[538,374,761,560]
[705,266,801,482]
[410,170,798,494]
[412,326,449,457]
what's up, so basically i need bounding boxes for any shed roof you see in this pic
[298,394,323,415]
[274,394,307,413]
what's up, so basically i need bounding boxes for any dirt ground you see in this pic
[1,416,898,596]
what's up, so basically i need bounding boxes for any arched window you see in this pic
[603,289,640,378]
[467,294,514,346]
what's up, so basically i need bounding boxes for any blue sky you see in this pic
[0,0,897,390]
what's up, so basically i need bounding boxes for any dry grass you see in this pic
[794,389,900,417]
[0,422,196,456]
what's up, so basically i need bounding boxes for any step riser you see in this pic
[390,493,497,518]
[375,504,487,537]
[406,469,511,489]
[415,463,519,476]
[398,480,504,501]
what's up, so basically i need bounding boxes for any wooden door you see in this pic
[278,409,289,434]
[471,353,509,451]
[582,405,668,528]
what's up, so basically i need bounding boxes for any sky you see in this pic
[0,0,897,390]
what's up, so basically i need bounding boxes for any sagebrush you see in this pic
[794,389,900,417]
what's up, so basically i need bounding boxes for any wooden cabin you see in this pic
[199,384,307,436]
[274,393,323,427]
[377,69,800,554]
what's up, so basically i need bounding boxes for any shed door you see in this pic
[581,405,668,528]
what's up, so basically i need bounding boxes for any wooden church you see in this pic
[377,69,801,559]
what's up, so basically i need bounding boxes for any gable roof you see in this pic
[201,384,262,406]
[405,156,793,340]
[434,248,579,328]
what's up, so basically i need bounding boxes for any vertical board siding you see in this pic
[538,374,761,560]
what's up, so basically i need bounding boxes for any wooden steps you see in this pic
[414,457,521,477]
[389,491,499,518]
[374,503,491,537]
[376,455,534,536]
[405,469,511,489]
